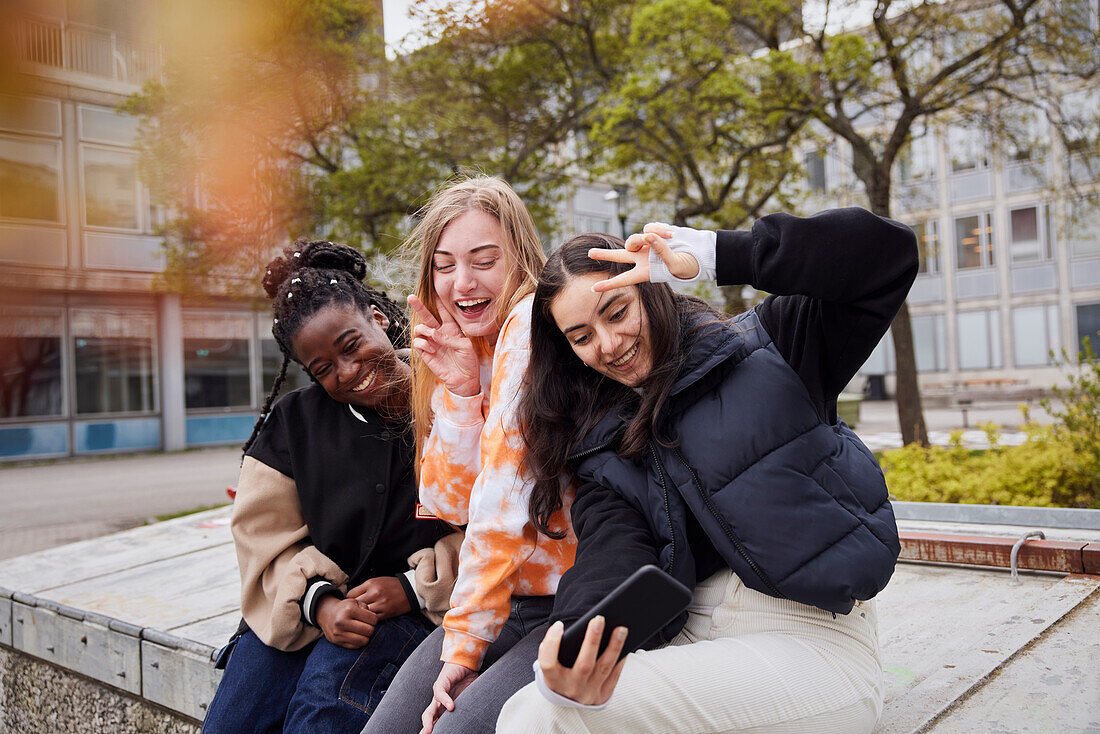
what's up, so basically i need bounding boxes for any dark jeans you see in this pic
[361,595,554,734]
[203,612,433,734]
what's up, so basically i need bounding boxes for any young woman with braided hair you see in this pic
[203,239,459,734]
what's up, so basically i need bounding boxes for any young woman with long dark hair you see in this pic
[498,209,917,733]
[202,240,457,733]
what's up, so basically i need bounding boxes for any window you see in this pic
[1002,109,1049,163]
[804,151,827,191]
[861,330,895,375]
[1062,88,1099,153]
[74,339,155,414]
[82,146,140,229]
[184,314,252,409]
[79,106,139,146]
[957,310,1002,370]
[1013,305,1060,367]
[899,130,936,181]
[1008,204,1053,264]
[575,215,612,234]
[261,339,311,401]
[954,212,995,269]
[185,339,251,409]
[71,309,156,415]
[1068,196,1100,258]
[0,94,62,137]
[1077,303,1100,355]
[0,311,62,418]
[912,314,947,371]
[912,219,941,274]
[948,125,989,173]
[0,136,61,222]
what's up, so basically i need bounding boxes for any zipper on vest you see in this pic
[568,437,617,462]
[674,448,787,600]
[649,444,677,575]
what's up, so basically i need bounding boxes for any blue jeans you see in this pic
[203,613,433,734]
[362,595,554,734]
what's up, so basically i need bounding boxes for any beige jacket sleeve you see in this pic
[231,456,348,651]
[407,530,464,625]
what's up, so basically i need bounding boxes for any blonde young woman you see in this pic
[362,177,577,734]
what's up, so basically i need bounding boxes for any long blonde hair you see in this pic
[408,175,547,469]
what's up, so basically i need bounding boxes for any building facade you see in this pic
[0,8,311,461]
[0,3,629,462]
[800,90,1100,397]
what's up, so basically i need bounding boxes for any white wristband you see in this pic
[532,661,612,710]
[302,580,337,626]
[404,569,428,610]
[647,224,717,283]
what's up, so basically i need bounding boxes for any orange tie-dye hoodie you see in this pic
[418,295,577,670]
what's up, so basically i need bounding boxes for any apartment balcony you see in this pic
[9,15,162,89]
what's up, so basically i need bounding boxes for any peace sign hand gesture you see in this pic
[589,223,702,293]
[408,295,481,398]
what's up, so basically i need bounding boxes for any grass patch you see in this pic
[155,503,230,522]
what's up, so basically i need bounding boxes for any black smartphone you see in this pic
[556,565,692,668]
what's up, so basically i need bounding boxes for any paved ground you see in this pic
[854,397,1055,452]
[0,397,1059,562]
[0,448,239,561]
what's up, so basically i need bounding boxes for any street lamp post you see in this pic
[604,184,629,238]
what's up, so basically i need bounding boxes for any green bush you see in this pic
[879,337,1100,508]
[881,423,1098,508]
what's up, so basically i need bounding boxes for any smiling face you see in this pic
[431,208,509,340]
[549,273,653,387]
[290,303,410,412]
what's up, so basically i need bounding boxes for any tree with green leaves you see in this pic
[587,0,810,230]
[129,0,640,293]
[122,0,408,292]
[419,0,815,313]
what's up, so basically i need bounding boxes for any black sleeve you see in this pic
[245,398,294,479]
[715,207,918,412]
[551,480,677,646]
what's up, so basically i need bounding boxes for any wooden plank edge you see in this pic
[1083,543,1100,575]
[898,531,1092,573]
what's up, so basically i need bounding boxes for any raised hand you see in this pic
[408,295,481,398]
[536,617,628,706]
[420,662,479,734]
[589,222,701,293]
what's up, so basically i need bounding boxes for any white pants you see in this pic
[497,568,883,734]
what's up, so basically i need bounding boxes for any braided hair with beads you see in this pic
[243,238,409,455]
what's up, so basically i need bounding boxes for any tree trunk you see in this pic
[889,300,929,446]
[867,177,929,447]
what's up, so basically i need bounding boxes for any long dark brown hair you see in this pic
[520,233,716,538]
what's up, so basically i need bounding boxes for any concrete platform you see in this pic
[0,506,1098,733]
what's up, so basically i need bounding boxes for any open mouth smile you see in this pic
[349,367,377,393]
[608,342,639,369]
[456,298,491,316]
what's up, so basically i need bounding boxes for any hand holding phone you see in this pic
[536,615,629,707]
[556,565,691,667]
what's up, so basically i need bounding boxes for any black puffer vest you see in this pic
[570,309,900,615]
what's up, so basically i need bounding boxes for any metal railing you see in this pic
[10,15,162,86]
